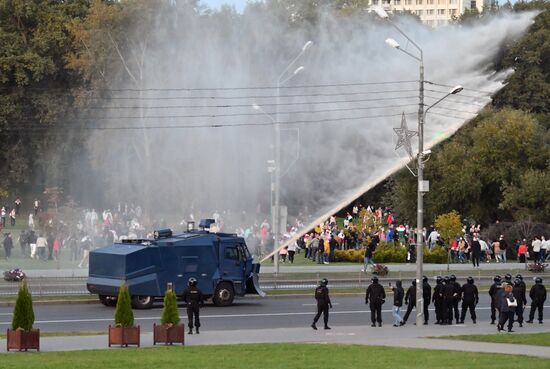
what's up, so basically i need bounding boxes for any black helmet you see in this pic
[514,278,521,287]
[467,276,474,284]
[371,276,379,283]
[535,277,543,284]
[412,279,417,286]
[422,275,428,283]
[494,275,501,283]
[515,274,523,281]
[436,276,442,284]
[504,273,512,282]
[450,274,456,282]
[188,277,197,287]
[443,276,450,283]
[320,278,329,286]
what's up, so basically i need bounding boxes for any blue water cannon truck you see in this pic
[87,219,265,308]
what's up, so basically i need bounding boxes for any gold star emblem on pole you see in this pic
[394,112,417,159]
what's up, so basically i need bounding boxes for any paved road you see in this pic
[1,294,547,333]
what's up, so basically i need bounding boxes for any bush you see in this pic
[161,289,180,326]
[114,284,134,327]
[424,246,447,264]
[334,249,363,263]
[373,242,408,263]
[11,280,35,331]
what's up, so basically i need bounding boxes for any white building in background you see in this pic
[370,0,488,26]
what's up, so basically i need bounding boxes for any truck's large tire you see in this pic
[99,295,117,307]
[131,295,154,309]
[212,282,234,306]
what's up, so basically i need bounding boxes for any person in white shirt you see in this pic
[540,236,548,262]
[532,236,542,262]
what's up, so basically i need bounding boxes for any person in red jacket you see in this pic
[518,240,528,263]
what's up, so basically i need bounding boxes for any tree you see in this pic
[160,288,180,326]
[114,284,134,327]
[11,280,35,331]
[434,210,463,244]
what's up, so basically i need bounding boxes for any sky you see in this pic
[202,0,248,12]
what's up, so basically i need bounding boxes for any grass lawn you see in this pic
[0,344,547,369]
[440,332,550,347]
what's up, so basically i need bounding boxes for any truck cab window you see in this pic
[224,247,239,261]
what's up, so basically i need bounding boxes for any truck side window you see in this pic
[224,247,239,261]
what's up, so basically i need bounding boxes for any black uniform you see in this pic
[460,281,479,323]
[183,285,204,333]
[402,283,416,323]
[366,281,386,326]
[423,281,432,324]
[488,282,502,324]
[443,281,457,324]
[512,282,527,326]
[528,283,547,323]
[433,280,445,324]
[312,284,332,329]
[451,279,462,323]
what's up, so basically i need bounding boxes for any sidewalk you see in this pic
[1,322,549,358]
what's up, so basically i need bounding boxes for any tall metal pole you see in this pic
[273,81,281,275]
[415,58,425,328]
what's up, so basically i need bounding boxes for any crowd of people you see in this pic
[312,273,547,333]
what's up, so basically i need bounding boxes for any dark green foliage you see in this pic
[114,284,134,328]
[11,280,35,331]
[423,246,447,264]
[373,243,408,263]
[160,289,180,326]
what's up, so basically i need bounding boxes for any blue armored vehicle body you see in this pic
[87,219,264,308]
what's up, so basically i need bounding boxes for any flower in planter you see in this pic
[114,284,134,327]
[12,280,34,331]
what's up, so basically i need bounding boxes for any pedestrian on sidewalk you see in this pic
[498,283,517,332]
[460,277,478,324]
[366,276,386,327]
[391,280,404,327]
[527,277,547,324]
[311,278,332,330]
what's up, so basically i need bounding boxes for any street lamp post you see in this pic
[272,41,312,274]
[373,6,462,327]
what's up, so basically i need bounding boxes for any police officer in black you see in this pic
[512,278,527,327]
[442,276,456,324]
[460,276,478,324]
[401,279,416,325]
[433,276,445,324]
[449,274,461,324]
[422,276,431,325]
[366,276,386,327]
[527,277,547,324]
[516,274,527,298]
[504,273,513,285]
[183,277,204,334]
[488,275,502,324]
[312,278,332,330]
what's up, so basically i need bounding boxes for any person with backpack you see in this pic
[311,278,332,330]
[366,276,386,327]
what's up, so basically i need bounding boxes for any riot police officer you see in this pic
[488,275,502,324]
[401,279,416,325]
[443,276,456,325]
[433,276,445,324]
[504,273,513,284]
[450,274,461,324]
[183,277,204,334]
[512,278,527,327]
[366,276,386,327]
[460,277,478,324]
[312,278,332,330]
[527,277,547,324]
[422,276,432,325]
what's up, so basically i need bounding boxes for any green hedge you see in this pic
[334,243,447,264]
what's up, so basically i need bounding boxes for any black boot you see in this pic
[188,328,193,335]
[196,327,200,334]
[311,323,317,330]
[324,325,331,330]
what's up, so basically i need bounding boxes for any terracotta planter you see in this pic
[153,323,185,345]
[6,329,40,352]
[108,325,140,347]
